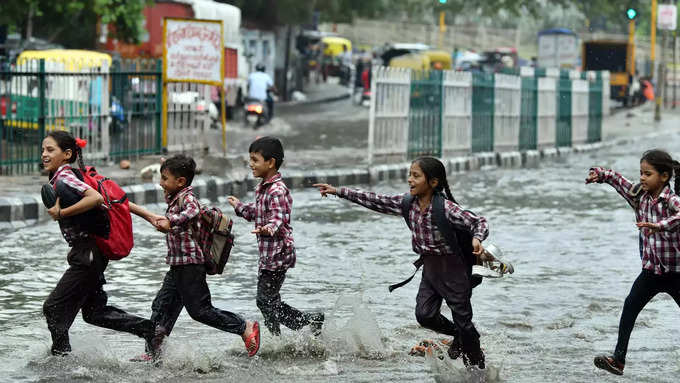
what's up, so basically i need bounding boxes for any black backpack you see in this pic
[388,193,482,292]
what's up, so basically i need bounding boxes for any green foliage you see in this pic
[0,0,151,47]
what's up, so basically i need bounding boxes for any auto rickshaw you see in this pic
[321,36,352,79]
[389,50,452,72]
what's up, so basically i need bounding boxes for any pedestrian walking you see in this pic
[228,136,324,337]
[587,149,680,376]
[314,156,489,369]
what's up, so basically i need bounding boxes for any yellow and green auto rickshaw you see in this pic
[321,36,352,78]
[8,50,112,130]
[389,50,453,72]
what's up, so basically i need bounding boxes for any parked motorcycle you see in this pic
[243,98,268,128]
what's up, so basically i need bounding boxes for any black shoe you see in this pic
[309,312,324,336]
[447,338,463,360]
[463,349,485,369]
[51,349,71,357]
[141,325,166,362]
[594,355,624,376]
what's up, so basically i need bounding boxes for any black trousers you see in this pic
[415,255,481,355]
[150,264,246,337]
[614,269,680,363]
[43,240,153,355]
[256,269,310,335]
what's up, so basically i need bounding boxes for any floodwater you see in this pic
[2,131,680,382]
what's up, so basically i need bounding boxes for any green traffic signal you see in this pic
[626,8,637,20]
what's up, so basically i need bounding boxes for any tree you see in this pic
[0,0,151,48]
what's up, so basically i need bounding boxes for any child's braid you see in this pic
[673,160,680,194]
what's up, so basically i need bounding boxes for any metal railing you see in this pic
[0,56,215,175]
[368,66,609,165]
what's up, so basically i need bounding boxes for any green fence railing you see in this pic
[471,72,494,152]
[109,59,162,160]
[0,57,162,174]
[408,70,443,159]
[588,77,603,143]
[519,76,538,150]
[556,74,572,147]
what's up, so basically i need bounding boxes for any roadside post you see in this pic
[656,2,677,120]
[162,18,225,154]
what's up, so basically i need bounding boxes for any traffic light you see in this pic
[626,7,638,20]
[439,0,447,3]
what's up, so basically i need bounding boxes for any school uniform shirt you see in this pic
[164,186,205,266]
[337,187,489,257]
[591,167,680,274]
[234,172,296,271]
[50,164,91,245]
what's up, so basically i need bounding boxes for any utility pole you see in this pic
[653,0,660,121]
[674,31,677,108]
[438,11,446,49]
[438,0,447,49]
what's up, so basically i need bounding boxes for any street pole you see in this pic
[674,31,677,108]
[653,0,660,121]
[663,30,668,108]
[438,11,446,49]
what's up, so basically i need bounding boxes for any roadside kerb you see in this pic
[0,135,644,228]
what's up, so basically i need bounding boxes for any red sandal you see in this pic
[244,321,260,357]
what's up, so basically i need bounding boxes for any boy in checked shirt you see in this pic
[228,137,324,336]
[134,154,260,360]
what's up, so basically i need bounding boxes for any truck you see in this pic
[102,0,247,111]
[582,40,634,105]
[537,28,579,69]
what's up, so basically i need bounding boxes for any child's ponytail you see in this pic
[442,180,458,205]
[673,160,680,194]
[74,138,87,171]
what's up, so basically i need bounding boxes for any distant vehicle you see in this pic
[102,0,247,114]
[243,98,267,128]
[389,50,452,72]
[478,47,518,73]
[582,40,633,105]
[379,43,430,66]
[537,28,579,69]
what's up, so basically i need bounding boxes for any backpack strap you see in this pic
[389,194,423,292]
[431,193,464,257]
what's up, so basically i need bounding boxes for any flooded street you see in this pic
[2,130,680,382]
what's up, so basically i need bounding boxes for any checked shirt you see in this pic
[235,173,296,271]
[337,187,489,257]
[591,167,680,274]
[164,186,205,266]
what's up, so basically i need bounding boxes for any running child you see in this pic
[132,154,260,359]
[587,149,680,376]
[41,131,155,356]
[227,136,324,336]
[313,157,488,367]
[313,156,489,369]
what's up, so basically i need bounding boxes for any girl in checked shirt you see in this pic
[587,149,680,376]
[41,131,155,356]
[314,156,489,369]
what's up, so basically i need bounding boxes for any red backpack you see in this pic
[73,166,134,260]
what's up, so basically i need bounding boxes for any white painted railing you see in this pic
[368,66,411,163]
[442,71,472,157]
[537,77,557,149]
[571,79,590,145]
[493,74,521,152]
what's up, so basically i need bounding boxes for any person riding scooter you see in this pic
[247,64,277,121]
